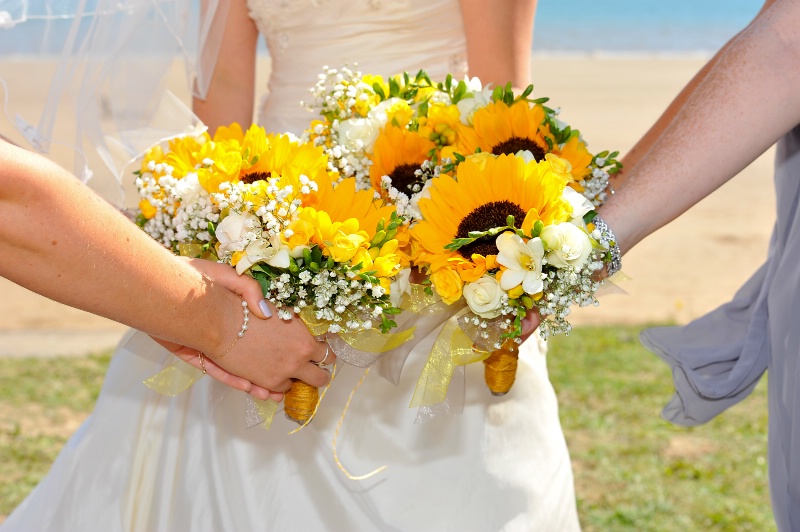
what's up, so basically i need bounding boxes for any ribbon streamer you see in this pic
[409,307,488,408]
[377,284,463,385]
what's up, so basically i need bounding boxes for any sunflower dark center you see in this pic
[491,136,546,161]
[455,200,526,258]
[388,163,424,193]
[240,171,270,185]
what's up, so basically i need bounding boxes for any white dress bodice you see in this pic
[247,0,469,133]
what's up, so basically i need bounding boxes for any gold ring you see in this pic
[198,352,208,374]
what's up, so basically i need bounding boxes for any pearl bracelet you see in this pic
[206,299,250,360]
[592,216,622,277]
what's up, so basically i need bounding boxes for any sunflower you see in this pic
[369,125,436,198]
[239,133,333,205]
[411,153,573,275]
[309,173,395,240]
[450,101,592,181]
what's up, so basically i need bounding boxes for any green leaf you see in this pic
[452,80,467,104]
[491,86,504,103]
[373,82,386,100]
[584,211,598,225]
[389,77,400,98]
[207,222,216,238]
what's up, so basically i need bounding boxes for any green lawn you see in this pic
[549,326,773,531]
[0,326,775,530]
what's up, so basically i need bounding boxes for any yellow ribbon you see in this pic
[144,359,203,396]
[409,307,489,408]
[177,242,204,258]
[251,397,279,430]
[299,306,416,358]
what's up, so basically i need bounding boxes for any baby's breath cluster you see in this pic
[135,124,409,336]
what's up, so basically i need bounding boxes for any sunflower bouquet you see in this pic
[409,151,610,398]
[306,67,621,402]
[135,123,409,425]
[305,66,620,222]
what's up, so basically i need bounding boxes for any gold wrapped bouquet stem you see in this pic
[284,380,320,425]
[483,339,519,396]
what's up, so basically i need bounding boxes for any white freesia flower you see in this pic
[456,78,494,126]
[540,222,593,269]
[562,187,594,222]
[495,231,545,294]
[337,117,380,152]
[389,267,412,308]
[216,211,260,254]
[463,275,504,318]
[236,234,291,274]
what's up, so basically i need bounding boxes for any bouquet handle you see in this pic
[284,380,319,425]
[483,339,519,396]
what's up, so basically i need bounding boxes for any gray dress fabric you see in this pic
[641,124,800,531]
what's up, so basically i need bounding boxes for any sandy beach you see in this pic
[0,56,776,355]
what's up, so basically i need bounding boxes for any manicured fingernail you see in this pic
[259,299,272,318]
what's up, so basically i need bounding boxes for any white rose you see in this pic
[562,186,594,223]
[216,211,260,254]
[540,222,593,269]
[235,234,291,274]
[337,117,380,152]
[368,97,406,128]
[463,275,504,319]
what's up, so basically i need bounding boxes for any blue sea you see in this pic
[534,0,764,55]
[0,0,765,56]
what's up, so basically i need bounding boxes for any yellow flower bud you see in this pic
[430,268,463,305]
[138,199,157,220]
[507,284,525,300]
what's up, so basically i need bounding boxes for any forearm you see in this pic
[0,141,240,354]
[616,0,778,185]
[600,0,800,254]
[460,0,536,88]
[192,0,259,132]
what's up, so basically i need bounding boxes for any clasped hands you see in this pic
[152,259,336,402]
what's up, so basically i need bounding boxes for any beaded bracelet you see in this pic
[206,299,250,360]
[592,216,622,277]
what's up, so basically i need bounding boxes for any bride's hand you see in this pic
[186,258,335,395]
[150,257,282,401]
[519,309,541,342]
[151,258,335,402]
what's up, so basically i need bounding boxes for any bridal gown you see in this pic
[641,126,800,531]
[2,1,581,530]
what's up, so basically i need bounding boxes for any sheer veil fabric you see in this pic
[0,0,227,206]
[1,1,582,530]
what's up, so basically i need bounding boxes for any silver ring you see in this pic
[313,343,331,367]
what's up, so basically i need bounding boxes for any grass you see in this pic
[0,326,774,530]
[0,352,111,520]
[549,325,773,531]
